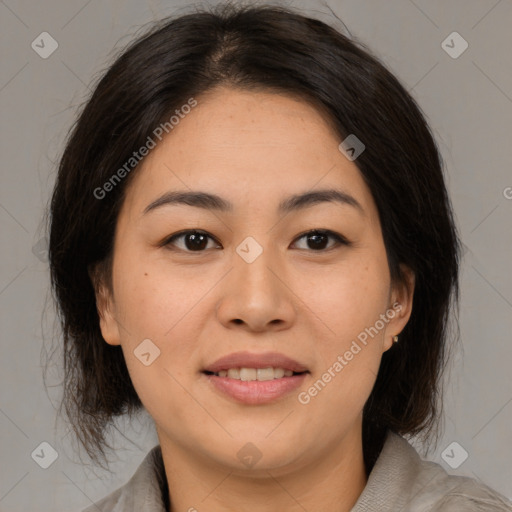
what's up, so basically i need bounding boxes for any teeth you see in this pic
[274,368,285,378]
[256,368,274,381]
[240,368,257,381]
[227,368,240,379]
[214,367,298,381]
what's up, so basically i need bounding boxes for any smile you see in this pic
[206,367,304,381]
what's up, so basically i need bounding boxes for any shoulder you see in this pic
[352,432,511,511]
[80,445,167,512]
[430,477,512,511]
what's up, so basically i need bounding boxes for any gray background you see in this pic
[1,0,511,510]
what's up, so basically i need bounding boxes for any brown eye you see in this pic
[163,230,220,252]
[292,230,348,251]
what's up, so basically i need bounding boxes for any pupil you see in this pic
[186,232,207,251]
[308,232,327,250]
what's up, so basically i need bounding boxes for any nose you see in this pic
[215,248,296,333]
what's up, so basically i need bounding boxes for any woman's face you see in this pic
[96,87,414,474]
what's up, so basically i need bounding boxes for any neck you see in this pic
[159,426,367,512]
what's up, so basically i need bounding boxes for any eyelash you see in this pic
[161,229,350,253]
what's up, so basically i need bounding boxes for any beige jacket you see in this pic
[82,432,511,511]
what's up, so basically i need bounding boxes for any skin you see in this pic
[95,87,415,512]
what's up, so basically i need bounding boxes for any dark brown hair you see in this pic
[48,2,461,471]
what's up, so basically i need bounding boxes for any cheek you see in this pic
[298,251,390,412]
[300,254,390,343]
[112,250,202,340]
[112,260,205,421]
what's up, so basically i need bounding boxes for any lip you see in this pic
[203,351,309,373]
[203,372,308,405]
[202,351,309,405]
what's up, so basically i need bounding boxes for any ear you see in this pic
[88,263,121,346]
[383,263,415,352]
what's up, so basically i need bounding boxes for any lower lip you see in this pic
[203,372,308,405]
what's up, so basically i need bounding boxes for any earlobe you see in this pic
[397,263,415,321]
[97,299,122,346]
[383,264,416,352]
[89,264,121,346]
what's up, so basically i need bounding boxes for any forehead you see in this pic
[121,87,377,221]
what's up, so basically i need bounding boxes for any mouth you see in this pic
[203,350,309,374]
[202,351,310,404]
[203,367,308,381]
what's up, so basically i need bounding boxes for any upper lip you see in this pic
[203,351,309,373]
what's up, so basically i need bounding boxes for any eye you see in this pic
[292,229,349,251]
[162,230,221,252]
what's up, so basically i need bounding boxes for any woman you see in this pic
[48,3,511,511]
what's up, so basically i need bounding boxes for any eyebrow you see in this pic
[143,188,364,216]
